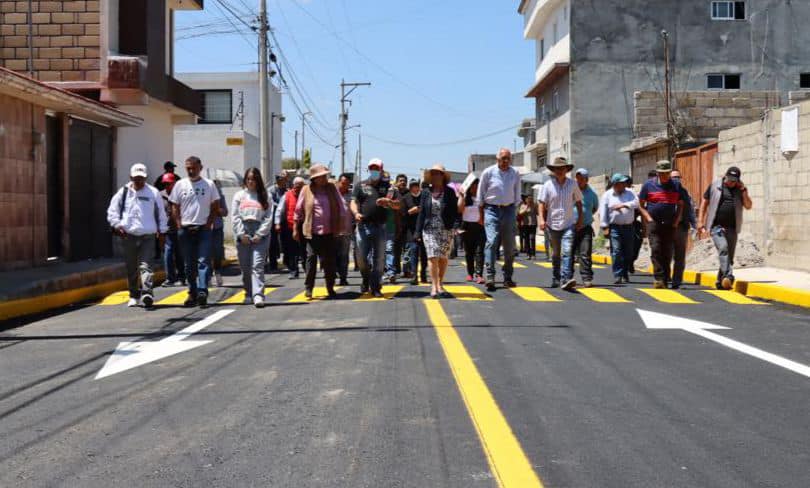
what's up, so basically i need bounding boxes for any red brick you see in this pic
[63,1,86,12]
[49,58,73,70]
[37,47,60,58]
[4,12,26,23]
[62,70,83,81]
[38,23,61,35]
[49,36,74,47]
[84,47,99,57]
[32,58,49,70]
[13,24,28,35]
[84,23,99,35]
[0,47,14,58]
[85,70,99,82]
[78,58,98,70]
[32,12,50,24]
[51,12,75,23]
[1,24,13,35]
[4,59,27,70]
[0,2,16,13]
[62,23,84,35]
[37,70,61,81]
[61,47,84,57]
[86,1,99,12]
[14,1,36,12]
[39,2,62,13]
[76,35,98,47]
[3,36,27,47]
[32,37,50,48]
[77,11,98,23]
[14,47,30,59]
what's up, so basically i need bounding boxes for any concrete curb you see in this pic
[535,243,810,309]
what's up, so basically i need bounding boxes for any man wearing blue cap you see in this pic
[600,173,639,284]
[573,168,600,287]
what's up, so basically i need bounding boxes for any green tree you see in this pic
[302,149,312,170]
[282,158,301,170]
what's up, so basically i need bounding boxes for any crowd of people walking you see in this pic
[108,149,751,308]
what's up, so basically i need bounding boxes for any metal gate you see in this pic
[68,118,113,260]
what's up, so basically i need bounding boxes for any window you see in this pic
[538,39,545,62]
[801,73,810,89]
[552,88,560,113]
[200,90,232,124]
[707,74,741,90]
[712,1,745,20]
[538,97,546,120]
[553,22,558,43]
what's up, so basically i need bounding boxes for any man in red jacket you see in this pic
[275,176,306,279]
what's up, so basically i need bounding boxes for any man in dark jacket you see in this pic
[401,179,424,285]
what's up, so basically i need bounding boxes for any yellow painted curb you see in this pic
[0,271,166,322]
[743,282,810,309]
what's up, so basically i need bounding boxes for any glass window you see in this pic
[801,73,810,89]
[707,74,725,89]
[712,1,744,20]
[725,74,741,89]
[200,90,232,124]
[707,74,741,90]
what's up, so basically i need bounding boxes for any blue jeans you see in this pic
[484,205,516,281]
[384,234,397,278]
[548,226,575,282]
[178,227,212,296]
[609,224,635,279]
[356,222,387,292]
[163,230,185,283]
[402,240,419,276]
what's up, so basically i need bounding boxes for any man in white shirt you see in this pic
[538,157,584,291]
[476,148,521,291]
[169,156,221,307]
[106,163,169,308]
[600,173,640,285]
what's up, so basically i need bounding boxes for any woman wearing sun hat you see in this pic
[415,164,459,299]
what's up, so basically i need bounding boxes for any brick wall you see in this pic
[0,93,48,270]
[633,91,778,141]
[0,1,101,82]
[717,101,810,272]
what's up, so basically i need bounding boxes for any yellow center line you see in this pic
[356,285,405,301]
[424,300,544,488]
[510,287,561,302]
[219,286,281,304]
[578,288,631,303]
[499,261,527,269]
[704,290,767,305]
[443,285,493,301]
[288,286,343,303]
[638,288,700,304]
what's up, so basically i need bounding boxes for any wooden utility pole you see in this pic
[340,80,371,174]
[662,30,673,159]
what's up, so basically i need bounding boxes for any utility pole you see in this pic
[340,80,371,174]
[258,0,271,177]
[301,111,312,164]
[357,130,362,180]
[662,29,672,159]
[294,129,298,168]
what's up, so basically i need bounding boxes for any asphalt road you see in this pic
[1,254,809,488]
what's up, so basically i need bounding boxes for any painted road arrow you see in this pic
[637,309,810,379]
[95,309,235,380]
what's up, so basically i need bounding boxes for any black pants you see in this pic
[648,221,675,284]
[632,220,644,271]
[268,225,281,270]
[573,226,594,281]
[462,222,485,277]
[520,225,537,256]
[671,227,688,286]
[281,228,305,275]
[305,234,337,291]
[417,240,428,281]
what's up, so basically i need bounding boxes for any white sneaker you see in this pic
[215,273,223,287]
[253,295,265,308]
[127,298,138,307]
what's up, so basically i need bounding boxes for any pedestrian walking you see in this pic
[383,174,405,284]
[401,179,424,285]
[477,148,522,291]
[275,176,306,279]
[267,173,288,272]
[107,163,168,307]
[538,157,584,291]
[351,159,400,297]
[415,165,459,299]
[210,179,228,287]
[458,173,485,283]
[336,173,355,286]
[232,168,274,308]
[169,156,222,307]
[518,194,539,260]
[698,166,753,290]
[294,165,349,299]
[670,169,697,289]
[153,161,179,191]
[517,194,528,255]
[639,160,684,289]
[572,168,599,286]
[159,172,185,287]
[600,174,639,284]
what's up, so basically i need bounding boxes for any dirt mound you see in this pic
[686,236,764,271]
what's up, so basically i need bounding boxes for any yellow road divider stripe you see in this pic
[155,290,192,306]
[288,287,343,302]
[219,286,280,304]
[98,291,131,305]
[499,261,527,269]
[704,290,767,305]
[578,288,631,303]
[356,285,404,301]
[444,285,492,301]
[424,300,544,488]
[534,262,606,270]
[639,289,699,304]
[510,287,561,302]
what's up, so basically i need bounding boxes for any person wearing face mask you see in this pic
[351,159,401,298]
[159,172,186,288]
[275,176,307,279]
[669,169,697,289]
[107,163,169,308]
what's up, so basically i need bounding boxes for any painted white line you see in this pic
[95,309,235,379]
[638,309,810,379]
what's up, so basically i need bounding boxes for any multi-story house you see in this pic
[518,0,810,176]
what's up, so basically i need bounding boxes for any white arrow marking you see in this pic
[638,309,810,379]
[95,309,235,380]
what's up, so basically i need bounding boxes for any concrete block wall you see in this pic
[717,101,810,272]
[0,1,101,82]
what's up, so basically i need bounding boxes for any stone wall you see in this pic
[633,91,777,141]
[0,93,47,270]
[717,100,810,271]
[0,1,101,82]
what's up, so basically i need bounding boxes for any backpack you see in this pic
[117,184,160,229]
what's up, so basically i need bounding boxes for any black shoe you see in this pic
[421,276,428,284]
[360,280,369,294]
[410,277,419,286]
[289,273,297,280]
[613,278,623,285]
[629,266,636,274]
[387,275,397,284]
[562,279,577,291]
[196,291,208,307]
[161,280,175,288]
[339,278,350,287]
[183,295,196,307]
[371,289,384,298]
[550,279,560,289]
[326,289,338,299]
[440,291,453,299]
[504,280,517,288]
[671,283,681,290]
[141,293,154,308]
[715,282,724,290]
[305,289,313,299]
[485,281,496,292]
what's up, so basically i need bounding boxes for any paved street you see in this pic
[1,256,809,488]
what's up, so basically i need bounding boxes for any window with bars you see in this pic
[200,90,233,124]
[711,1,745,20]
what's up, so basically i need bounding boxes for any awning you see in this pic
[524,141,547,154]
[0,67,142,127]
[525,63,569,98]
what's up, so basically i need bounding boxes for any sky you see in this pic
[174,0,535,179]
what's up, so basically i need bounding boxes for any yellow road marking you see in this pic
[578,288,631,303]
[219,286,280,304]
[424,300,544,488]
[444,285,492,301]
[155,290,192,306]
[704,290,767,305]
[98,291,131,305]
[639,289,699,304]
[288,287,342,302]
[510,287,561,302]
[534,262,606,269]
[356,285,404,301]
[498,261,527,269]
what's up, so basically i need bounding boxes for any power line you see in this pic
[364,125,520,148]
[210,0,255,49]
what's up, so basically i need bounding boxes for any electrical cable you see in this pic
[364,125,520,147]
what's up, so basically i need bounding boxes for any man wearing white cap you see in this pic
[106,163,169,308]
[350,158,400,297]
